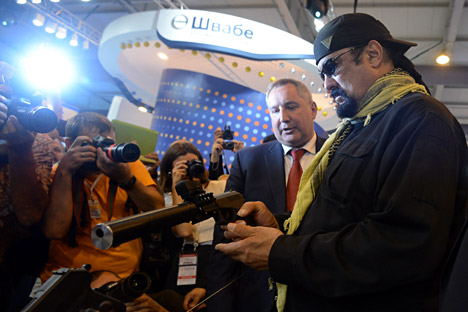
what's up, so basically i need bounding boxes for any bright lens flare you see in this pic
[20,47,75,90]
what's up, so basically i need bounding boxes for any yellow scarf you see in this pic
[275,69,429,312]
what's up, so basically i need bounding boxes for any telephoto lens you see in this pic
[103,143,140,163]
[187,159,205,179]
[18,106,59,133]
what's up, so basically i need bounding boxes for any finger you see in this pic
[70,136,92,149]
[237,201,265,217]
[226,222,251,238]
[215,241,242,259]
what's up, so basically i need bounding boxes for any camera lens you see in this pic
[187,160,205,179]
[121,271,151,300]
[15,105,58,133]
[103,143,140,163]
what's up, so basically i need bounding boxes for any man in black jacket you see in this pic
[208,78,326,312]
[216,13,468,312]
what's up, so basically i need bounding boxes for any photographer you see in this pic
[0,62,56,311]
[158,140,226,311]
[208,127,244,180]
[40,112,164,282]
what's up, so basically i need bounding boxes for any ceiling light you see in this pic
[70,33,78,47]
[50,0,61,2]
[81,0,91,2]
[32,13,45,27]
[157,52,168,60]
[32,0,42,3]
[306,0,329,19]
[16,0,27,4]
[83,40,89,50]
[45,21,58,34]
[56,27,67,39]
[436,51,450,65]
[138,106,148,113]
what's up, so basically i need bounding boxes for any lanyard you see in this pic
[74,174,118,221]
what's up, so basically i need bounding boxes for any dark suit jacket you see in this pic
[207,136,326,312]
[440,217,468,312]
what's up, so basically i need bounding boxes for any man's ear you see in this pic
[366,40,385,68]
[311,101,318,118]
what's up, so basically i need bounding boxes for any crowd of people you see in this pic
[1,12,468,312]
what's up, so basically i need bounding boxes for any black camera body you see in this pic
[186,159,205,179]
[222,125,234,150]
[81,135,141,163]
[6,97,58,133]
[96,271,151,303]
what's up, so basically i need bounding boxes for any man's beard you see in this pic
[331,88,358,119]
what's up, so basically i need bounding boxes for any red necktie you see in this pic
[286,149,305,211]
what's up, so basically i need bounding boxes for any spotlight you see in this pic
[70,33,78,47]
[436,51,450,65]
[32,0,42,3]
[19,46,75,91]
[32,13,45,27]
[45,21,58,34]
[138,106,148,113]
[16,0,27,4]
[0,8,16,27]
[306,0,329,19]
[50,0,61,2]
[56,27,67,39]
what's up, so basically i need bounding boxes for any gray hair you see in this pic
[266,78,315,108]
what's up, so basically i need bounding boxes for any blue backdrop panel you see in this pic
[152,68,270,166]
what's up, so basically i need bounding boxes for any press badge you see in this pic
[177,253,197,286]
[88,199,102,219]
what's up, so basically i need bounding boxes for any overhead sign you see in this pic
[156,9,315,60]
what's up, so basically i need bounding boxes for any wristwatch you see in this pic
[118,175,136,190]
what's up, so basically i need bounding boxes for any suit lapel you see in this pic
[264,141,287,213]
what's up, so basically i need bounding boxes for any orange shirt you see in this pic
[41,160,156,281]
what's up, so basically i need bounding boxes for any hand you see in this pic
[215,223,283,271]
[236,201,280,229]
[171,159,189,186]
[211,137,224,162]
[214,129,223,140]
[57,136,97,175]
[0,100,7,128]
[125,293,169,312]
[183,287,207,311]
[96,147,132,183]
[2,115,35,152]
[232,140,244,152]
[144,152,160,169]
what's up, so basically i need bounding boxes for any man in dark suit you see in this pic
[207,78,326,312]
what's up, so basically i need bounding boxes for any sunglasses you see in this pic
[318,47,359,80]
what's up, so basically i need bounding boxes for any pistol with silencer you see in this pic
[91,180,246,250]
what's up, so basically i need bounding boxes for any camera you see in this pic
[222,141,235,150]
[6,97,58,133]
[186,159,205,179]
[81,135,141,163]
[222,125,233,140]
[222,125,234,150]
[96,271,151,303]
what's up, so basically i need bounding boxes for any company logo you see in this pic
[172,15,189,29]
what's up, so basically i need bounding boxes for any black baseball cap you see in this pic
[314,13,417,65]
